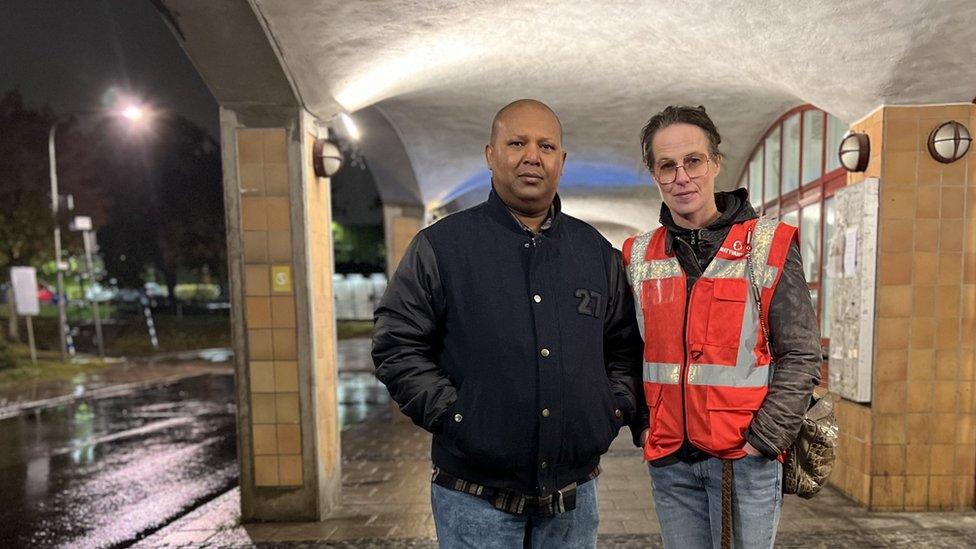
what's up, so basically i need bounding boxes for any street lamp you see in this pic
[48,98,149,361]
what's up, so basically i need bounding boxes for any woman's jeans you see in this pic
[431,478,599,548]
[648,456,783,548]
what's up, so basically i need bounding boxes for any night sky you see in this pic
[1,0,219,139]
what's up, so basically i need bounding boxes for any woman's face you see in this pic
[650,123,720,224]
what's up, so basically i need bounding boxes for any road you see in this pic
[0,374,237,548]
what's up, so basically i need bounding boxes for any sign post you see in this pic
[71,216,105,359]
[10,267,40,365]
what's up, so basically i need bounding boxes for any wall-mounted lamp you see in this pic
[312,138,344,178]
[838,132,870,172]
[927,120,971,164]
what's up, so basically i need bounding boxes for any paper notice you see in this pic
[843,227,858,277]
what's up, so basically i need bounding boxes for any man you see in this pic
[373,99,644,548]
[625,105,821,548]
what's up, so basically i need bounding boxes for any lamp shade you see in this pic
[838,132,870,172]
[927,120,971,164]
[312,138,344,177]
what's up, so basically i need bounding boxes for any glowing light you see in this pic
[333,36,475,111]
[121,105,144,122]
[339,112,361,141]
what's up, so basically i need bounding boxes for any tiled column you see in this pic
[381,203,424,423]
[382,204,424,279]
[222,107,341,521]
[832,103,976,510]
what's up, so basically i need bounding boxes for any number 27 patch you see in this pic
[575,289,603,318]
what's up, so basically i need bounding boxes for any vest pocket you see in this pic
[705,278,747,349]
[704,386,767,453]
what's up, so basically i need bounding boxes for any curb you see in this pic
[0,368,232,421]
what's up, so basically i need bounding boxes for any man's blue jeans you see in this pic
[648,456,782,549]
[430,479,599,548]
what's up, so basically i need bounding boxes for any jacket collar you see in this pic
[485,187,563,237]
[661,188,757,254]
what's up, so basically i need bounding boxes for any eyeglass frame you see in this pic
[652,153,713,185]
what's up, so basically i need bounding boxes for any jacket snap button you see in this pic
[614,409,622,418]
[533,294,542,303]
[524,242,531,248]
[540,348,550,357]
[454,414,463,422]
[541,408,550,417]
[541,461,548,469]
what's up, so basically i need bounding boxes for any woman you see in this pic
[623,105,821,548]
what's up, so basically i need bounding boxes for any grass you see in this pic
[1,309,372,360]
[0,342,108,385]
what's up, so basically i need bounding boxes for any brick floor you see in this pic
[138,410,976,547]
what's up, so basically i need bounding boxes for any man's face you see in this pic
[650,123,720,220]
[485,104,566,214]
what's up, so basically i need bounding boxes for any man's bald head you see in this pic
[489,99,563,146]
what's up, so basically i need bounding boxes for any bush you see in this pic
[0,338,15,370]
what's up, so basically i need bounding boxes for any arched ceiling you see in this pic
[246,1,975,206]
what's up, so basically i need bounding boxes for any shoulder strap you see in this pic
[746,219,771,356]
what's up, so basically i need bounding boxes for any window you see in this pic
[800,203,821,283]
[763,128,781,210]
[802,110,824,185]
[782,114,801,195]
[820,196,837,336]
[825,115,846,173]
[748,146,763,208]
[781,209,799,228]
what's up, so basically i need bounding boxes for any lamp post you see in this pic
[47,101,147,361]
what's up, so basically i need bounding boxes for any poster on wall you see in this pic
[827,178,878,403]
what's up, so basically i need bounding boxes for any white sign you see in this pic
[10,266,40,316]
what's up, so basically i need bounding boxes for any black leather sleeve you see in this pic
[604,249,647,447]
[372,232,457,434]
[746,242,823,458]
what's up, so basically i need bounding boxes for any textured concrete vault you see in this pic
[250,0,976,213]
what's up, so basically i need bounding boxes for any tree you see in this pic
[0,91,56,340]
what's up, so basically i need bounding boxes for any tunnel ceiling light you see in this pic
[838,132,870,172]
[313,138,344,178]
[927,120,971,164]
[339,112,361,141]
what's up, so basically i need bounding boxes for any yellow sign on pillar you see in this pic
[271,265,293,294]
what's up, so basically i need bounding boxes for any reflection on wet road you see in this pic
[0,375,238,548]
[0,339,389,547]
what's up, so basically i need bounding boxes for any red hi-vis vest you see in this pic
[622,218,797,461]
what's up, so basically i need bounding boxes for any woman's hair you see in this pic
[640,105,723,170]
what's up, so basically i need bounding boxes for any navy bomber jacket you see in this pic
[372,189,644,497]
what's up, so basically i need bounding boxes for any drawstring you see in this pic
[722,459,734,549]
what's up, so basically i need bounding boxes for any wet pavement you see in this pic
[0,374,238,548]
[0,348,233,419]
[0,339,389,548]
[10,338,976,547]
[140,413,976,548]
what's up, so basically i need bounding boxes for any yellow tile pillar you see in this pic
[221,107,340,521]
[832,103,976,511]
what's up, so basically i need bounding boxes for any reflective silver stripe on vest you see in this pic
[644,361,681,384]
[702,257,746,279]
[751,217,779,289]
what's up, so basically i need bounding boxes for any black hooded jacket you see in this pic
[647,189,822,462]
